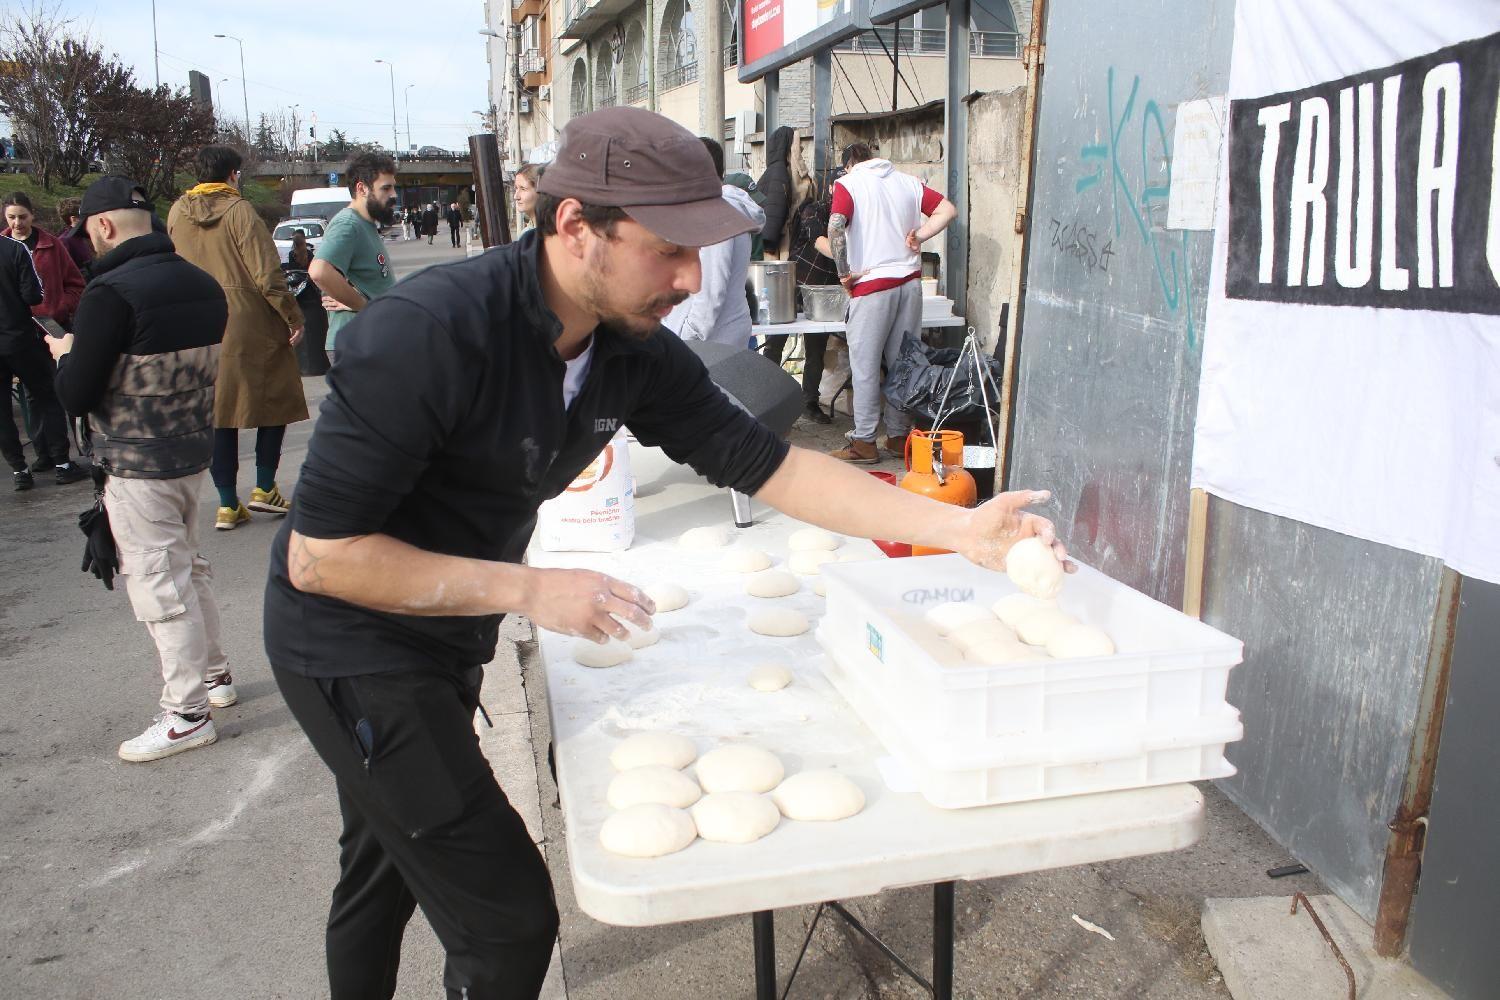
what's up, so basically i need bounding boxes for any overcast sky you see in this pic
[19,1,495,153]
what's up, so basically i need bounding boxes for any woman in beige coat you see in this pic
[167,146,307,530]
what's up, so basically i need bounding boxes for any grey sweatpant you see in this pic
[845,279,921,443]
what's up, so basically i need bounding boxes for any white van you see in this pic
[289,186,350,223]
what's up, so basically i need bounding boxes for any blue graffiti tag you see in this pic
[1074,67,1198,348]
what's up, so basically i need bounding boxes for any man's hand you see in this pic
[45,332,74,361]
[905,228,922,253]
[839,270,865,291]
[953,490,1076,575]
[289,324,304,347]
[322,294,353,312]
[520,568,657,645]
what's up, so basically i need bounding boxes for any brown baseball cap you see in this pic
[537,107,760,248]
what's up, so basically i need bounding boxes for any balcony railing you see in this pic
[625,81,649,105]
[659,61,698,91]
[833,28,1019,58]
[596,93,618,108]
[520,48,546,74]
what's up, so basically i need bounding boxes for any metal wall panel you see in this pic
[1205,500,1442,921]
[1010,0,1232,602]
[1013,0,1444,921]
[1408,577,1500,997]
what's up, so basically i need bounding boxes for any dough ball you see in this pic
[748,663,792,691]
[992,593,1054,627]
[622,619,660,649]
[1046,623,1116,659]
[771,770,866,821]
[643,582,689,613]
[788,527,842,552]
[720,547,773,573]
[1005,537,1066,600]
[573,637,633,668]
[748,608,810,637]
[1014,606,1079,646]
[963,636,1048,665]
[690,792,781,843]
[745,569,799,598]
[812,578,827,597]
[600,804,697,858]
[924,601,995,636]
[607,765,703,810]
[679,525,731,550]
[788,550,838,575]
[611,732,698,771]
[947,619,1019,656]
[695,745,785,794]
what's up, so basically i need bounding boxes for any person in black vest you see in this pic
[49,176,235,762]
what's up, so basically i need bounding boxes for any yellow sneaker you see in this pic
[247,484,291,514]
[215,503,251,530]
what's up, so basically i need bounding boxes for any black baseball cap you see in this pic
[77,176,154,228]
[537,107,760,248]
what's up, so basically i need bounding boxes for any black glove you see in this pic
[77,496,118,591]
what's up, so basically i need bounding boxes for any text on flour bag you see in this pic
[535,429,636,552]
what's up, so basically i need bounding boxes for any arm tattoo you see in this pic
[829,213,850,278]
[288,534,332,594]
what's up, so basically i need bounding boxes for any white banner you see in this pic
[1193,0,1500,584]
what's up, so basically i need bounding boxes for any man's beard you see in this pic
[366,194,399,226]
[579,241,687,341]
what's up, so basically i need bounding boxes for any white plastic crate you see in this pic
[815,554,1244,807]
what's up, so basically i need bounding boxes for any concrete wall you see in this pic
[830,53,1025,116]
[963,86,1028,352]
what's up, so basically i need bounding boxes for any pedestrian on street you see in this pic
[513,163,542,234]
[49,176,237,761]
[761,175,839,424]
[53,197,96,273]
[445,201,463,247]
[167,145,306,530]
[662,137,765,348]
[4,191,91,479]
[308,152,398,356]
[754,125,813,260]
[421,203,438,244]
[826,142,956,464]
[0,223,76,489]
[285,230,329,376]
[263,105,1069,1000]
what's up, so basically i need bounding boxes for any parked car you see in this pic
[272,218,326,264]
[416,145,451,158]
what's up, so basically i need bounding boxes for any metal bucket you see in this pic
[748,260,796,324]
[799,283,848,321]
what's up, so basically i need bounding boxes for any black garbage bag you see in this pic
[882,336,1003,425]
[77,469,118,591]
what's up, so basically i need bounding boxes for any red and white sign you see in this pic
[744,0,848,66]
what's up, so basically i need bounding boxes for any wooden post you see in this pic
[1183,488,1209,618]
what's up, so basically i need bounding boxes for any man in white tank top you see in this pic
[825,143,956,463]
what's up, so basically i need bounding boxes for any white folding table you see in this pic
[530,447,1204,998]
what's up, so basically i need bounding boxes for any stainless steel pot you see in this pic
[799,283,848,321]
[748,260,796,324]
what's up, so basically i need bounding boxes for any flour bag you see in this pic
[535,430,636,552]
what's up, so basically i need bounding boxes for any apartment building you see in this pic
[490,0,1031,166]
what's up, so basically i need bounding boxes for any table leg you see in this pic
[753,910,776,1000]
[934,882,955,1000]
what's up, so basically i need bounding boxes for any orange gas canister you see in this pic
[900,429,977,556]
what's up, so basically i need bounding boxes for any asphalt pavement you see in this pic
[1,233,1322,999]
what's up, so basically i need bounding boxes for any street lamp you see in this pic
[404,84,415,154]
[291,104,300,159]
[213,34,251,136]
[374,59,400,161]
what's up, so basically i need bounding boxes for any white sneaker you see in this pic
[206,673,238,709]
[118,712,217,763]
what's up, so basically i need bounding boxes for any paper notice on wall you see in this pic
[1166,96,1226,231]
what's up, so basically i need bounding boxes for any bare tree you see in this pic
[0,4,132,189]
[102,84,217,203]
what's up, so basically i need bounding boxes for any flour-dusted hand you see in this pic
[522,567,656,644]
[954,489,1075,575]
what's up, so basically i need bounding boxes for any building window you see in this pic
[594,40,620,108]
[570,57,590,118]
[658,0,698,91]
[623,22,649,105]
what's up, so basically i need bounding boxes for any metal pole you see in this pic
[512,26,523,164]
[404,85,414,153]
[943,0,970,312]
[812,49,832,181]
[469,132,510,247]
[933,882,955,999]
[751,911,776,1000]
[763,68,779,138]
[646,0,657,111]
[214,35,251,138]
[387,64,399,160]
[151,0,160,87]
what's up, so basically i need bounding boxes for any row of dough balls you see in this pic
[601,733,865,858]
[921,594,1116,664]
